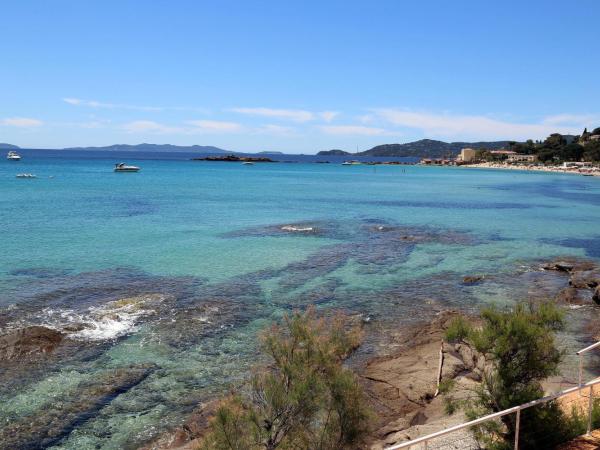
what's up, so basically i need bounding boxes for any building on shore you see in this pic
[508,154,538,163]
[563,161,592,168]
[420,158,455,166]
[490,150,516,157]
[488,150,516,161]
[457,148,477,163]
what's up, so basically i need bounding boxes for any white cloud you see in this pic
[122,119,244,135]
[1,117,44,127]
[122,120,182,134]
[318,125,391,136]
[371,109,590,140]
[186,120,243,133]
[230,107,339,123]
[63,97,212,114]
[63,98,163,112]
[230,107,314,122]
[63,98,82,105]
[319,111,339,122]
[254,124,297,136]
[541,114,600,128]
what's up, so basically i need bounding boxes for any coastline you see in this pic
[139,257,600,450]
[460,161,600,177]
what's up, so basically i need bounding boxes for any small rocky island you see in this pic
[191,154,276,162]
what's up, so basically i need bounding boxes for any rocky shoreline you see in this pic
[2,256,600,449]
[133,257,600,450]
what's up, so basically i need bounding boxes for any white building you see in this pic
[458,148,477,162]
[508,154,538,163]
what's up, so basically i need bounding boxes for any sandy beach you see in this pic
[461,162,600,176]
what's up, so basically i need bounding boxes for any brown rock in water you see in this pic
[543,261,576,272]
[556,287,594,305]
[569,270,600,289]
[462,275,484,285]
[139,400,219,450]
[593,286,600,305]
[0,326,64,360]
[543,259,596,273]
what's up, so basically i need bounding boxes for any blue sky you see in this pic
[1,0,599,153]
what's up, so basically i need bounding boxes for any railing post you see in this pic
[514,409,520,450]
[423,441,427,450]
[580,353,584,388]
[588,385,594,435]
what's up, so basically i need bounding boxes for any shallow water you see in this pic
[1,153,600,449]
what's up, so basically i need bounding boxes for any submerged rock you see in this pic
[593,286,600,305]
[569,269,600,289]
[542,259,596,273]
[0,326,64,361]
[139,400,219,450]
[462,275,485,285]
[557,287,585,305]
[0,364,155,449]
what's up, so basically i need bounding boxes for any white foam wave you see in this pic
[281,225,314,232]
[38,294,169,341]
[71,312,143,340]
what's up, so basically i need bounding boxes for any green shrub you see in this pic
[199,308,371,450]
[445,301,572,450]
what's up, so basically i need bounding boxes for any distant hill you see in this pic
[0,143,20,150]
[63,143,228,153]
[317,149,351,156]
[258,151,284,154]
[357,139,510,158]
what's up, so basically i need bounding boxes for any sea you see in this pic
[1,149,600,449]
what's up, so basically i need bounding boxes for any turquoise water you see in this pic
[1,153,600,449]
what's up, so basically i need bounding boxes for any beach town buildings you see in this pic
[420,158,455,165]
[490,150,516,158]
[457,148,477,162]
[563,161,592,168]
[508,154,538,163]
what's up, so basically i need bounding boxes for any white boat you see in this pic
[7,151,21,161]
[16,173,36,178]
[114,163,140,172]
[342,160,362,165]
[242,161,254,165]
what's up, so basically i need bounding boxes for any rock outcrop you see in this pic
[544,258,600,305]
[0,326,64,360]
[361,312,481,449]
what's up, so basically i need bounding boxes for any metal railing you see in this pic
[385,341,600,450]
[577,341,600,386]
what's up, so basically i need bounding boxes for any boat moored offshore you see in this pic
[114,163,141,172]
[7,151,21,161]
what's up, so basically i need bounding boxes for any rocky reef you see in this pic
[191,154,276,162]
[0,326,64,361]
[0,365,155,449]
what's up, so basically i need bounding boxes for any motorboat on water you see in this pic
[114,163,140,172]
[342,160,362,165]
[16,173,36,178]
[7,151,21,161]
[242,161,254,165]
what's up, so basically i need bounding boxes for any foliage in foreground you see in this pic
[198,308,371,450]
[444,301,583,449]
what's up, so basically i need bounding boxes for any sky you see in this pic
[1,0,599,153]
